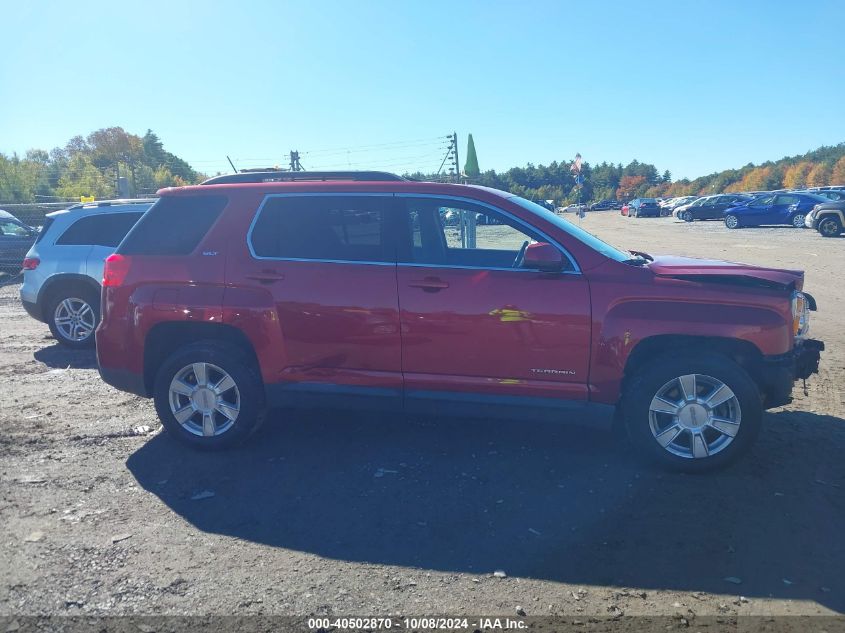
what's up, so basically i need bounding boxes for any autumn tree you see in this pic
[616,175,646,200]
[782,161,813,189]
[830,156,845,185]
[806,163,831,187]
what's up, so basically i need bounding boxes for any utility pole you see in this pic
[289,150,303,172]
[451,132,460,184]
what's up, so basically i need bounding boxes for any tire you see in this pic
[153,341,266,450]
[621,352,762,472]
[817,216,843,237]
[682,211,693,223]
[46,285,100,349]
[725,214,740,229]
[791,213,806,228]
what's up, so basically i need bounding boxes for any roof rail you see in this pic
[201,170,405,185]
[65,198,157,210]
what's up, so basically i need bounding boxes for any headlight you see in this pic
[792,291,810,338]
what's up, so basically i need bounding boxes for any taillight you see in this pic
[102,254,131,287]
[22,257,40,270]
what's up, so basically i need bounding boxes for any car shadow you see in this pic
[33,343,97,369]
[126,408,845,611]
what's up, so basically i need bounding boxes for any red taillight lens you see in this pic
[102,254,131,287]
[22,257,40,270]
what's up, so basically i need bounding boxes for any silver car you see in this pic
[20,199,154,348]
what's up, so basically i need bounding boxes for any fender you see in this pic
[589,298,790,405]
[35,273,101,319]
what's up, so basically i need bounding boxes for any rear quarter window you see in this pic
[119,196,227,256]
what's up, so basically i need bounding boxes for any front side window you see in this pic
[776,195,798,205]
[56,212,144,248]
[753,195,776,206]
[250,195,393,263]
[399,197,574,271]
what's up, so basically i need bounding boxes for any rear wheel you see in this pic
[153,341,266,449]
[791,213,806,228]
[46,286,99,348]
[725,214,740,229]
[818,215,843,237]
[622,353,762,472]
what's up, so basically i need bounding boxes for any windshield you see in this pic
[509,195,632,263]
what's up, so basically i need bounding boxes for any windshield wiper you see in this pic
[622,256,649,266]
[628,249,654,261]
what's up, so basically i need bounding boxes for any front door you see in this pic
[395,196,591,410]
[241,193,403,407]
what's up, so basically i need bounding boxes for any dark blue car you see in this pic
[723,192,830,229]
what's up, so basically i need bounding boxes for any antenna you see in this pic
[226,156,238,174]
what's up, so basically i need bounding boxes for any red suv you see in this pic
[96,171,824,470]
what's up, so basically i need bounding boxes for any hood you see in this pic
[648,255,804,290]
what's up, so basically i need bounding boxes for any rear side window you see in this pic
[119,196,227,256]
[56,212,144,248]
[250,196,393,262]
[35,217,55,243]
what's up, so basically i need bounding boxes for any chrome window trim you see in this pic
[246,191,581,274]
[396,193,581,274]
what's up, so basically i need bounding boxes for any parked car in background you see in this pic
[627,198,661,218]
[805,200,845,237]
[723,192,829,229]
[620,202,630,216]
[797,189,845,202]
[672,197,705,219]
[0,209,39,275]
[95,171,824,471]
[20,199,153,347]
[589,199,620,211]
[678,194,754,222]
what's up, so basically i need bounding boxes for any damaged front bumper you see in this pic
[759,339,825,408]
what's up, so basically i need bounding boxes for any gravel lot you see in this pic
[0,212,843,619]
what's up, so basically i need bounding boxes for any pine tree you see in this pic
[464,134,480,179]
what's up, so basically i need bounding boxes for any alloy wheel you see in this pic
[648,373,742,459]
[725,215,739,229]
[819,218,840,236]
[53,297,96,342]
[168,362,241,437]
[792,214,806,228]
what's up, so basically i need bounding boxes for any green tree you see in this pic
[463,134,480,179]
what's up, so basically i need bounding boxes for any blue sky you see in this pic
[2,0,843,180]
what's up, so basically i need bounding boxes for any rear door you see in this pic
[395,195,591,409]
[242,193,403,406]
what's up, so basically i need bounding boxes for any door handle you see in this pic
[246,270,285,283]
[409,277,449,292]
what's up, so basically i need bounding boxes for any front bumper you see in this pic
[805,214,818,229]
[759,339,825,408]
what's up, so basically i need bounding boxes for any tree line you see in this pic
[411,142,845,203]
[0,127,202,203]
[2,127,844,205]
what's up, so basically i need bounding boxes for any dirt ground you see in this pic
[0,212,843,620]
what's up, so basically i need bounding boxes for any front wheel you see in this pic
[621,353,762,472]
[153,341,266,449]
[725,214,740,229]
[817,216,843,237]
[791,213,806,228]
[682,211,693,222]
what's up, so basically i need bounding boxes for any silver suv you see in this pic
[20,199,154,348]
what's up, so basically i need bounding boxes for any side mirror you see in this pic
[523,242,564,272]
